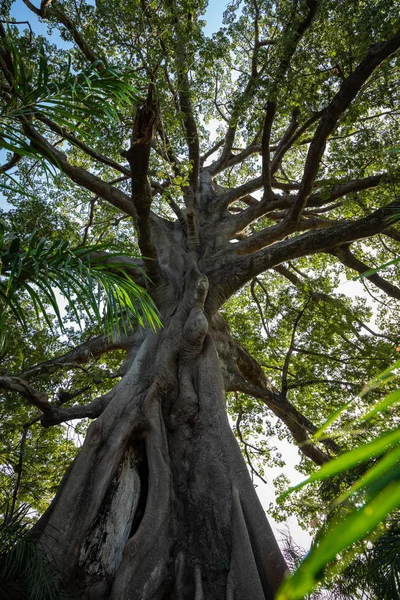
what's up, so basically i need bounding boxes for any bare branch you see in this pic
[0,376,49,411]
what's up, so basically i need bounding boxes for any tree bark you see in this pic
[32,269,288,600]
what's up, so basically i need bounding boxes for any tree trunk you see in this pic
[32,269,288,599]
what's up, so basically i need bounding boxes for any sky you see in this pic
[11,0,226,41]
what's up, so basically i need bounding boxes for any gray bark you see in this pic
[33,274,288,599]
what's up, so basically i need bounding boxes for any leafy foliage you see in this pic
[277,362,400,599]
[0,28,143,188]
[0,504,72,599]
[0,225,161,355]
[0,0,399,595]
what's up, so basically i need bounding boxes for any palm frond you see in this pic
[0,30,144,176]
[0,229,161,352]
[0,503,72,599]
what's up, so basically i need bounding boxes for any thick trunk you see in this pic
[32,274,288,599]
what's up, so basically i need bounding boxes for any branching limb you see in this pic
[287,29,400,225]
[175,65,200,196]
[307,173,388,208]
[270,108,300,177]
[0,376,49,411]
[39,389,115,427]
[331,245,400,300]
[23,0,106,68]
[0,371,115,426]
[122,85,161,283]
[211,315,338,463]
[274,264,397,343]
[260,0,318,200]
[22,122,136,217]
[36,115,131,176]
[211,200,400,306]
[217,176,264,211]
[227,349,336,465]
[21,332,134,379]
[200,138,224,166]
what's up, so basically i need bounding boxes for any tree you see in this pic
[0,0,400,598]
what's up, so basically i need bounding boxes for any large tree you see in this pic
[1,0,400,598]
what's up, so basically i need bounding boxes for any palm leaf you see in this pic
[0,230,161,344]
[277,363,400,600]
[0,31,144,180]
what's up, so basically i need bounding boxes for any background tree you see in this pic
[0,0,400,599]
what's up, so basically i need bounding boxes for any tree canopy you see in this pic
[0,0,400,598]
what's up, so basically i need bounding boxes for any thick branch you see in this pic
[23,122,136,217]
[307,173,388,207]
[212,315,338,464]
[261,101,276,200]
[232,345,337,464]
[331,245,400,300]
[217,176,263,210]
[122,86,161,282]
[260,0,317,198]
[287,29,400,224]
[40,390,115,427]
[210,200,400,307]
[22,332,134,379]
[0,376,49,411]
[0,371,115,427]
[176,71,200,194]
[200,138,224,166]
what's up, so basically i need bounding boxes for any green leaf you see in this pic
[277,480,400,600]
[280,428,400,499]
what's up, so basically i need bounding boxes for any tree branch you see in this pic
[210,200,400,308]
[0,152,21,173]
[21,332,134,379]
[122,85,161,283]
[25,0,107,68]
[307,173,388,208]
[331,245,400,300]
[211,314,338,464]
[0,376,49,411]
[36,115,131,176]
[287,29,400,225]
[176,67,200,196]
[22,122,136,217]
